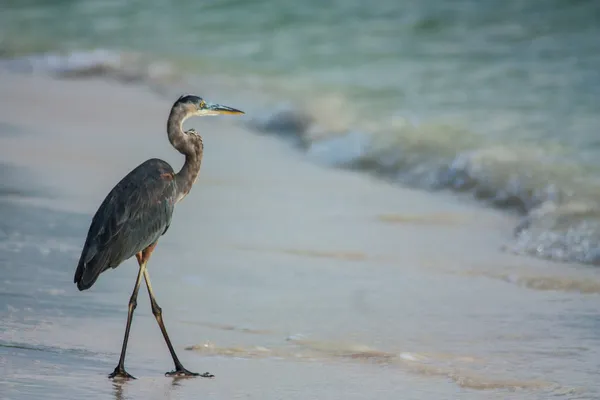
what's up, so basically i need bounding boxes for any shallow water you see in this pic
[1,74,600,398]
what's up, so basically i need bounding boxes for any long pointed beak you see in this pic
[207,103,245,115]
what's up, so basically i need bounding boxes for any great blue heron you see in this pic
[74,95,244,380]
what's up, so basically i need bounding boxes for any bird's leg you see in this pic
[109,254,146,380]
[141,251,213,379]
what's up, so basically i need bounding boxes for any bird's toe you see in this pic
[165,368,213,378]
[109,366,136,380]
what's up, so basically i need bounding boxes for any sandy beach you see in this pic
[1,71,600,399]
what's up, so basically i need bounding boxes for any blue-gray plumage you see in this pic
[74,94,244,380]
[74,158,176,290]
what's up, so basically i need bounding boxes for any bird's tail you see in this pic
[74,246,110,291]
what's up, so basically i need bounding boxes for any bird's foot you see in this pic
[165,367,213,378]
[109,366,136,380]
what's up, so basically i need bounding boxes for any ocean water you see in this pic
[1,0,600,265]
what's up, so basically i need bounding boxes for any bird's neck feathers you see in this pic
[167,107,204,203]
[175,142,203,203]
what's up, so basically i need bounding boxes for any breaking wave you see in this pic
[249,105,600,267]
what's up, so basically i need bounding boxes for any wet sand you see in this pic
[1,71,599,399]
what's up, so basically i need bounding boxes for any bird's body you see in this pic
[73,95,243,380]
[74,158,176,291]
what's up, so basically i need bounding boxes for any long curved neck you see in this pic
[167,107,204,203]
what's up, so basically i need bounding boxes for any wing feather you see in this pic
[74,158,177,290]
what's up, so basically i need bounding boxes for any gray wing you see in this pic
[74,158,178,291]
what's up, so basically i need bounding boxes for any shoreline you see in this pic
[3,49,600,267]
[1,69,599,290]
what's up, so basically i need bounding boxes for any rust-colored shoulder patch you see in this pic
[160,172,174,181]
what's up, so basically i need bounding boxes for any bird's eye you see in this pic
[198,101,206,109]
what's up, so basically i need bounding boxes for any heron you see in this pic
[74,94,244,380]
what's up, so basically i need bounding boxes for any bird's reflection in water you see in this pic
[111,376,192,400]
[112,381,126,400]
[169,375,188,389]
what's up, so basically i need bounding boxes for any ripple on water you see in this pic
[185,336,576,394]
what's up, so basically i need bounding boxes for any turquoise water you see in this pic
[2,0,600,264]
[2,0,599,135]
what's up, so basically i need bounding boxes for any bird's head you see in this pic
[175,94,245,118]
